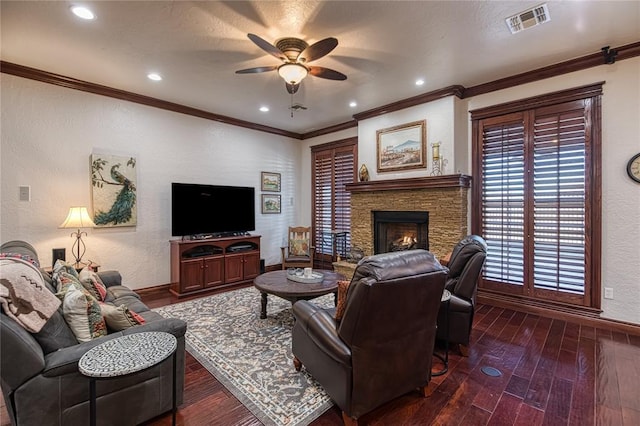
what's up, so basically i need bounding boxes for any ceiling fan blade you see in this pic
[286,82,300,94]
[308,66,347,81]
[235,66,278,74]
[299,37,338,63]
[247,33,287,61]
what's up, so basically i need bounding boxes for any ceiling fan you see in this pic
[235,33,347,94]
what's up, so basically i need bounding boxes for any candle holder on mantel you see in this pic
[430,142,448,176]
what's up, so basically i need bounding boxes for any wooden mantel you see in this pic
[345,174,471,193]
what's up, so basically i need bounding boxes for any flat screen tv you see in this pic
[171,183,255,237]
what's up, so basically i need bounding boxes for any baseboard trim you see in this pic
[478,290,640,336]
[135,283,171,298]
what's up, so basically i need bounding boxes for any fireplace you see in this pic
[373,211,429,254]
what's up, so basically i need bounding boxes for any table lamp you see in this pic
[59,206,96,267]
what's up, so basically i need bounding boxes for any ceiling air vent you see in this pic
[506,3,550,34]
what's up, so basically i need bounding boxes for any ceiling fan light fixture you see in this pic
[278,63,308,85]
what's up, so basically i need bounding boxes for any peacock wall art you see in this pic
[90,154,137,227]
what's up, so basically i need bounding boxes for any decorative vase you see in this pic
[358,164,370,182]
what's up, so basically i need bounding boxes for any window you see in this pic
[471,83,602,308]
[311,138,357,262]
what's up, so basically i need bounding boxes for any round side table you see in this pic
[79,331,178,426]
[432,289,451,377]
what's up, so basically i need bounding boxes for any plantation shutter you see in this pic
[481,115,526,287]
[472,84,601,308]
[532,103,587,296]
[312,138,357,259]
[313,151,334,255]
[333,147,354,251]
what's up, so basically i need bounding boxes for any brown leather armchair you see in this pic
[291,249,447,425]
[437,235,487,356]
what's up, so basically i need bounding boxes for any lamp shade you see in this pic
[277,63,308,85]
[59,207,96,229]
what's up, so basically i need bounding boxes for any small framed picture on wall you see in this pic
[261,194,281,214]
[261,172,281,192]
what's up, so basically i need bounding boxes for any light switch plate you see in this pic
[604,287,613,299]
[19,185,30,201]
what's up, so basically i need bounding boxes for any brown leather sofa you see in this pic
[437,235,487,355]
[291,249,447,425]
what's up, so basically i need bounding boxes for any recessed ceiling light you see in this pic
[259,106,269,112]
[349,101,357,108]
[70,6,95,20]
[415,79,425,86]
[147,73,162,81]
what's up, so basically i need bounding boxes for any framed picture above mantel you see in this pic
[376,120,427,173]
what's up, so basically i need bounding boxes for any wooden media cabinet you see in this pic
[170,235,261,297]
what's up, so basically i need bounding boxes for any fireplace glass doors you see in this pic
[373,211,429,254]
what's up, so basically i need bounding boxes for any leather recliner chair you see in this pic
[291,249,447,425]
[437,235,487,356]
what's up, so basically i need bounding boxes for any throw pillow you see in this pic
[289,237,310,257]
[100,303,146,331]
[334,280,352,322]
[53,259,80,280]
[78,268,108,301]
[57,281,107,342]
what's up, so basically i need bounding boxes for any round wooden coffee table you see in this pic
[253,269,344,319]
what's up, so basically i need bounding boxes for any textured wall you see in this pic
[350,187,468,259]
[0,75,301,289]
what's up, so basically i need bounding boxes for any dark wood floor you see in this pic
[3,287,639,426]
[140,288,640,426]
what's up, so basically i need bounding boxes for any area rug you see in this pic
[154,287,334,426]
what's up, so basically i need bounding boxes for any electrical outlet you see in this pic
[604,287,614,299]
[52,248,66,268]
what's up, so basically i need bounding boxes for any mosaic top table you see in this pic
[78,331,178,426]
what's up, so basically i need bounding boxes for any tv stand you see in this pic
[170,235,261,298]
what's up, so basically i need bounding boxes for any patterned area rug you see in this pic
[154,286,334,426]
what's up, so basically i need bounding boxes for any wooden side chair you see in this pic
[281,226,314,270]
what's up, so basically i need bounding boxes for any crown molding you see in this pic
[300,120,358,139]
[2,41,638,139]
[463,41,640,98]
[0,61,302,139]
[352,85,465,122]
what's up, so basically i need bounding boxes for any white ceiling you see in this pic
[2,1,639,134]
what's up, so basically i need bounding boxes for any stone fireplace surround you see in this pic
[333,174,471,278]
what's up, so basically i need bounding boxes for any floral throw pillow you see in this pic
[78,268,108,301]
[53,259,80,281]
[57,282,107,342]
[289,238,310,257]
